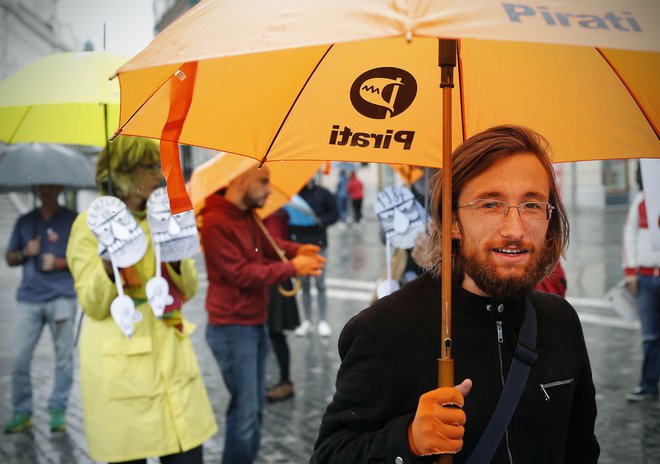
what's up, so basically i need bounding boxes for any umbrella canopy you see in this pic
[0,51,127,146]
[0,143,96,191]
[188,152,323,218]
[115,0,659,170]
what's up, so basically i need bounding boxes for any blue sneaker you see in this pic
[4,412,32,433]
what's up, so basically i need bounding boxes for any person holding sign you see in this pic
[66,137,217,464]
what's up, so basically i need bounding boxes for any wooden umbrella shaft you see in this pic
[252,212,301,297]
[437,38,457,464]
[439,83,454,385]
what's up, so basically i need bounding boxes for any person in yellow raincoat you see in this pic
[66,137,217,463]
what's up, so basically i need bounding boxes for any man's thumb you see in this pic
[456,379,473,397]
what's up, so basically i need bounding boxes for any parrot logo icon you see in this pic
[350,67,417,119]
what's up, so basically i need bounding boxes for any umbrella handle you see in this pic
[278,277,301,297]
[253,212,302,298]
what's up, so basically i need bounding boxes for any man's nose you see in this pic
[500,207,526,238]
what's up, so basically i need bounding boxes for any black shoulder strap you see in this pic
[465,299,538,464]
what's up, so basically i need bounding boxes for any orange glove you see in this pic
[291,254,326,276]
[296,244,321,256]
[408,379,473,456]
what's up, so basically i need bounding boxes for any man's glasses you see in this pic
[456,199,555,221]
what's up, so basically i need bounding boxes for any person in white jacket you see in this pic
[623,166,660,401]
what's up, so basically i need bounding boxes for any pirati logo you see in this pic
[350,67,417,119]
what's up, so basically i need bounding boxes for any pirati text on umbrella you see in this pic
[503,3,642,32]
[328,125,414,150]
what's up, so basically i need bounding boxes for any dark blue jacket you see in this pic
[289,183,339,249]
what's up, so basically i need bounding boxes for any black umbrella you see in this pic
[0,143,96,191]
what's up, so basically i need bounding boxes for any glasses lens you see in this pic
[472,199,507,214]
[519,202,550,220]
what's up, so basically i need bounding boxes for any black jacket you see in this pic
[311,273,599,464]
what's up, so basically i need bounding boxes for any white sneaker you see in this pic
[295,320,312,337]
[317,320,332,337]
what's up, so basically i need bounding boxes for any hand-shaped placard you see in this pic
[145,188,197,317]
[374,186,425,250]
[147,187,199,262]
[87,196,147,337]
[87,196,147,268]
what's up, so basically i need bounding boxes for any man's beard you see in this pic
[457,240,552,301]
[243,193,266,210]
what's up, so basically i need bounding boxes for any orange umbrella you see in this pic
[113,1,660,436]
[391,164,425,186]
[112,1,659,219]
[188,152,323,219]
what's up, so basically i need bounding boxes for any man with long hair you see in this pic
[312,125,599,463]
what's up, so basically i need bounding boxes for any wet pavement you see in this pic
[0,192,659,463]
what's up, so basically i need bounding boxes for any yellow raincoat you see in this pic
[66,211,217,462]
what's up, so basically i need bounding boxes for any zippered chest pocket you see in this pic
[539,378,574,402]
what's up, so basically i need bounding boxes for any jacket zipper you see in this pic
[540,379,574,401]
[495,320,514,464]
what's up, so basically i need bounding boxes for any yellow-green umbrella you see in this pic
[0,51,127,147]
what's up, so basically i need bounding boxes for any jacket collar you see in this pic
[454,283,527,321]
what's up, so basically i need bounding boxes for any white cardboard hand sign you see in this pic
[147,187,199,262]
[374,186,425,250]
[87,196,147,268]
[87,196,148,337]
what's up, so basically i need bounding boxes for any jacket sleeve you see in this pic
[564,308,600,463]
[202,218,296,288]
[263,234,300,260]
[66,213,117,320]
[311,316,426,464]
[165,258,199,302]
[622,192,642,275]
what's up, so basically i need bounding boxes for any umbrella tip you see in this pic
[406,30,412,43]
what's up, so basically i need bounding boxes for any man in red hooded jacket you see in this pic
[201,166,325,464]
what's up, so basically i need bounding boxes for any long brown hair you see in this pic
[426,125,569,281]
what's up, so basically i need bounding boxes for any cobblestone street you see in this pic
[1,194,659,463]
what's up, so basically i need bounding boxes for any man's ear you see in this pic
[451,215,462,239]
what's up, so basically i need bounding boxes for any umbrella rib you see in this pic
[259,45,334,166]
[7,106,32,144]
[596,48,659,141]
